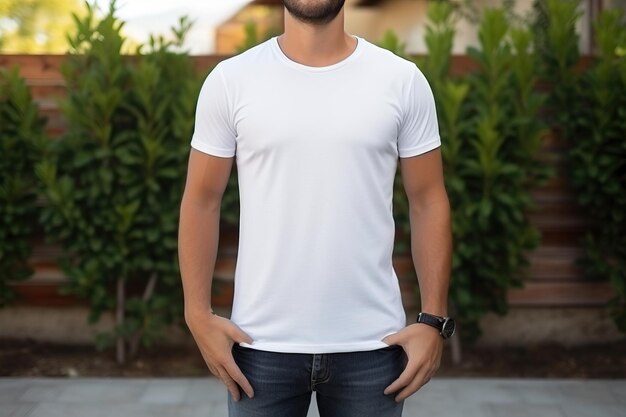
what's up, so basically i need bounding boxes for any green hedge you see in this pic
[36,2,198,363]
[0,66,46,306]
[534,0,626,332]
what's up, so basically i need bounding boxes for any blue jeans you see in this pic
[227,343,407,417]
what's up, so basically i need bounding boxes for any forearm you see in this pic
[178,196,221,317]
[408,196,452,317]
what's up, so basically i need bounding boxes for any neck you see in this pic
[277,8,357,68]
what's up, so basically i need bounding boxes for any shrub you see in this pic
[451,7,550,342]
[573,9,626,331]
[0,66,46,306]
[36,1,198,363]
[535,0,626,332]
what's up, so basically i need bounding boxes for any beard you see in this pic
[282,0,346,26]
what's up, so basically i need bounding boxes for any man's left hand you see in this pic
[381,323,444,402]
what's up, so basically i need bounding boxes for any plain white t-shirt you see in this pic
[190,34,441,354]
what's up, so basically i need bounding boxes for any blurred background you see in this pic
[1,0,625,383]
[3,0,626,54]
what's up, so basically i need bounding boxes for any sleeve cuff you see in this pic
[398,136,441,158]
[191,137,235,158]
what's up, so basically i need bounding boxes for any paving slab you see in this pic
[0,403,35,417]
[0,376,624,417]
[486,403,566,417]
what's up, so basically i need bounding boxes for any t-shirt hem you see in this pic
[236,340,393,354]
[398,136,441,158]
[190,137,235,158]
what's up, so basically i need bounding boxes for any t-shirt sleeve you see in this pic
[190,62,237,157]
[397,65,441,158]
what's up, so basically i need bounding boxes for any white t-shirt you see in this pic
[190,34,441,354]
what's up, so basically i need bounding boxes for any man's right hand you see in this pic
[185,308,255,401]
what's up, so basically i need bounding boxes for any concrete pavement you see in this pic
[1,377,625,417]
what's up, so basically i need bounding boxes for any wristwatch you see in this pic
[416,312,456,339]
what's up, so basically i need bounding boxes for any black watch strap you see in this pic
[416,312,456,339]
[416,312,444,330]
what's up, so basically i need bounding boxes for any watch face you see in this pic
[442,318,456,338]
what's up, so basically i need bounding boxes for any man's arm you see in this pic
[178,148,254,402]
[382,146,452,402]
[400,146,452,317]
[179,148,231,315]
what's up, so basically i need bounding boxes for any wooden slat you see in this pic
[10,283,87,307]
[523,246,586,281]
[507,281,616,307]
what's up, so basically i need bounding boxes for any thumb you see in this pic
[382,332,397,345]
[233,325,254,344]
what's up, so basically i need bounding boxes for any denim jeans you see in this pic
[227,343,407,417]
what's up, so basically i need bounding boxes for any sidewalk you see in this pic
[1,377,625,417]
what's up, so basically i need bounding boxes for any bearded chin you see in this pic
[282,0,346,26]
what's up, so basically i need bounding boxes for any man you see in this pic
[178,0,454,416]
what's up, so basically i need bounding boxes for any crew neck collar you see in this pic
[271,35,364,72]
